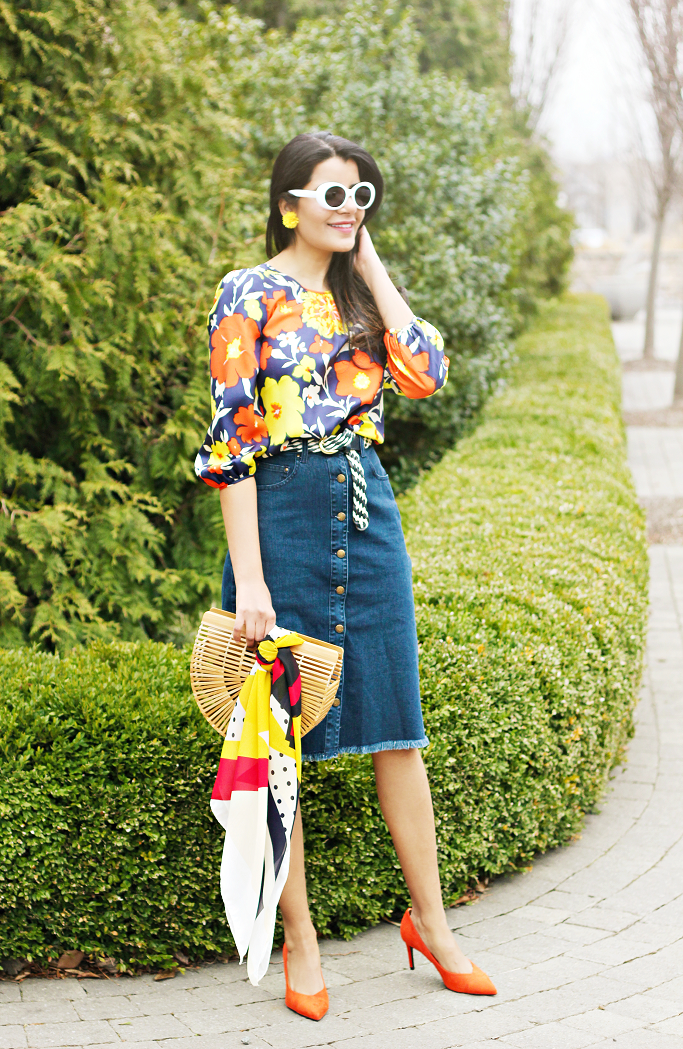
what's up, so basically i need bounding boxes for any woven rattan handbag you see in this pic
[190,608,343,737]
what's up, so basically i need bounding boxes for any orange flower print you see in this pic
[309,334,334,355]
[234,404,269,444]
[262,289,304,339]
[301,292,344,338]
[210,313,259,388]
[333,350,383,405]
[385,334,437,398]
[259,341,272,370]
[195,270,449,492]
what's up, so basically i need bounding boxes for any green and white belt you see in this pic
[283,432,371,532]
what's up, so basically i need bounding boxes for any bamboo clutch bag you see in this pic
[190,608,343,737]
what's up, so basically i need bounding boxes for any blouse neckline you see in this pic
[259,262,333,297]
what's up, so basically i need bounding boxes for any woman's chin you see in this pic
[326,232,356,253]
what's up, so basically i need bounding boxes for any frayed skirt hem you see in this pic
[303,736,429,763]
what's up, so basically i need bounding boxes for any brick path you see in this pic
[2,317,682,1048]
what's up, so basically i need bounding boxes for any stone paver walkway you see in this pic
[2,317,682,1048]
[628,429,683,498]
[622,372,675,413]
[612,305,682,364]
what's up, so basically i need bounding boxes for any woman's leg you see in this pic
[278,805,325,994]
[372,748,473,973]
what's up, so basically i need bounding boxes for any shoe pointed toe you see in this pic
[285,985,329,1021]
[400,908,497,996]
[442,961,497,996]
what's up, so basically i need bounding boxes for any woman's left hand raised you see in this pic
[353,226,414,329]
[354,226,383,280]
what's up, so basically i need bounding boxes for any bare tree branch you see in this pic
[627,0,683,358]
[509,0,574,132]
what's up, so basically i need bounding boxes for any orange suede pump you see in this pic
[400,909,497,995]
[282,944,329,1021]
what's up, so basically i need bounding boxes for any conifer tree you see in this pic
[1,0,571,650]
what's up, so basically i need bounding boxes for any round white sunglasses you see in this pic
[289,181,376,211]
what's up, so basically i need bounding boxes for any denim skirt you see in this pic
[221,441,428,762]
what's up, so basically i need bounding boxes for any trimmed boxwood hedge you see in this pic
[0,294,648,970]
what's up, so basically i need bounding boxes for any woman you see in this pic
[195,131,496,1019]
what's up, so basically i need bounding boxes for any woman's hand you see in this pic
[354,225,383,281]
[354,226,414,330]
[234,579,276,648]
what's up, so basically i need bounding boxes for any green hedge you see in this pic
[0,295,647,969]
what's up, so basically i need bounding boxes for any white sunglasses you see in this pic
[289,181,376,211]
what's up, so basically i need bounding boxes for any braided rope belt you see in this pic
[283,433,370,531]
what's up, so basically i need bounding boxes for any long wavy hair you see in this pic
[266,131,386,357]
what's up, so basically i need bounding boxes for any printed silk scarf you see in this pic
[210,628,303,985]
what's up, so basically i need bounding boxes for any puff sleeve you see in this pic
[383,318,449,399]
[194,272,269,488]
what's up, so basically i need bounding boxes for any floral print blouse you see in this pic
[194,263,449,487]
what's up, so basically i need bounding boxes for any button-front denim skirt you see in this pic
[221,442,428,762]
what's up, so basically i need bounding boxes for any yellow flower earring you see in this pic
[282,211,299,229]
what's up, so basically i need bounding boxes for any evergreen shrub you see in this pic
[0,0,572,649]
[0,296,648,969]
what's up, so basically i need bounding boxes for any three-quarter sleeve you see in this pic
[383,318,449,399]
[194,273,269,488]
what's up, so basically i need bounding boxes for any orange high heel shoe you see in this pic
[400,909,497,995]
[282,943,329,1021]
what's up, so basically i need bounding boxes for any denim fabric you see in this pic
[221,443,427,762]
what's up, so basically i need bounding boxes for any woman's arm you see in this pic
[220,479,276,647]
[354,227,414,330]
[354,227,448,400]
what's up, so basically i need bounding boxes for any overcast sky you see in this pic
[513,0,652,164]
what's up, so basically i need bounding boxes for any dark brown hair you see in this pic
[266,131,385,357]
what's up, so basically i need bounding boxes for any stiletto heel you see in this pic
[282,944,329,1021]
[400,908,497,996]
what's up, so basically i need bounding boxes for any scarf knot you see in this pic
[255,637,279,666]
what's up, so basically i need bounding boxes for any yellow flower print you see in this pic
[301,291,344,338]
[292,354,316,381]
[417,319,444,353]
[261,375,305,446]
[243,296,263,321]
[206,441,230,473]
[354,413,381,442]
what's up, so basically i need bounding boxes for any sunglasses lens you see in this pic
[354,185,373,208]
[324,185,347,208]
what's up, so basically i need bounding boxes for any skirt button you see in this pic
[332,698,341,707]
[335,624,344,633]
[336,473,345,483]
[336,548,345,558]
[336,511,346,521]
[336,585,345,594]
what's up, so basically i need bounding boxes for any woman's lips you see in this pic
[328,221,354,232]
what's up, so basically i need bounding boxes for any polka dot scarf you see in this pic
[210,630,303,985]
